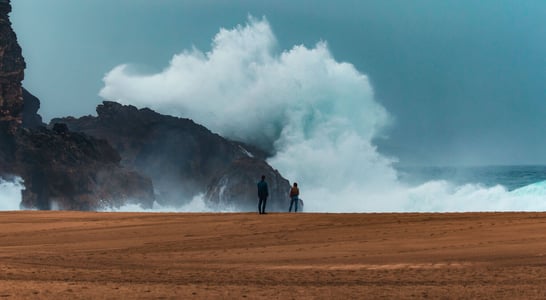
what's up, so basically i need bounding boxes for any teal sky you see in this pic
[10,0,546,166]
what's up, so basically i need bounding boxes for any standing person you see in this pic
[289,182,299,212]
[257,175,269,214]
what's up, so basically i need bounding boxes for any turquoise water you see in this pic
[397,165,546,191]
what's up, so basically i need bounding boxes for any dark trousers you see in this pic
[258,196,267,214]
[289,196,299,212]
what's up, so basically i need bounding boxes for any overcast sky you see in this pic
[10,0,546,166]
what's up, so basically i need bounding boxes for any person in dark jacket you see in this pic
[257,175,269,214]
[288,182,299,212]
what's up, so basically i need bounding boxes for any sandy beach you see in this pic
[1,211,546,299]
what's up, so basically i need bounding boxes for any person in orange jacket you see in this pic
[288,182,299,212]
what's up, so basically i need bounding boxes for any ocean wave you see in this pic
[0,177,23,211]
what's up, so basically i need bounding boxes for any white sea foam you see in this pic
[99,16,394,212]
[403,180,546,212]
[96,16,546,213]
[0,177,23,211]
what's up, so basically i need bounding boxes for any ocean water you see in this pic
[2,165,546,212]
[0,177,24,210]
[389,165,546,213]
[397,165,546,191]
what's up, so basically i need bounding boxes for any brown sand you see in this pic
[1,211,546,299]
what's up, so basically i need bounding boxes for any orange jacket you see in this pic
[289,186,299,197]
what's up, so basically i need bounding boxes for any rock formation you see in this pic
[53,102,291,211]
[204,157,291,211]
[0,1,154,210]
[11,126,155,210]
[1,0,290,211]
[22,88,44,129]
[0,0,24,129]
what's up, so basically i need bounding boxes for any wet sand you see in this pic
[1,211,546,299]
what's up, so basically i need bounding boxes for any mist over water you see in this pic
[97,17,546,213]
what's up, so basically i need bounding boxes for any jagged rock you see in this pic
[0,122,156,210]
[22,88,44,129]
[0,0,24,128]
[53,101,291,211]
[0,1,154,210]
[7,126,155,210]
[0,0,290,211]
[205,157,290,211]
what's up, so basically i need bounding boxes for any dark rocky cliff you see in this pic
[53,102,291,211]
[0,1,154,210]
[22,88,44,129]
[10,125,155,210]
[1,0,290,211]
[0,0,24,129]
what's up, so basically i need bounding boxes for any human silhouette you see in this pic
[288,182,299,212]
[257,175,269,214]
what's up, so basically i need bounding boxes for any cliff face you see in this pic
[0,0,24,128]
[0,1,155,210]
[53,102,291,211]
[22,88,44,129]
[13,125,155,210]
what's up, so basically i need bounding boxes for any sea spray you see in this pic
[100,16,396,212]
[0,177,23,210]
[100,17,546,213]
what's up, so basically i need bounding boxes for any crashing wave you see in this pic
[0,177,23,211]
